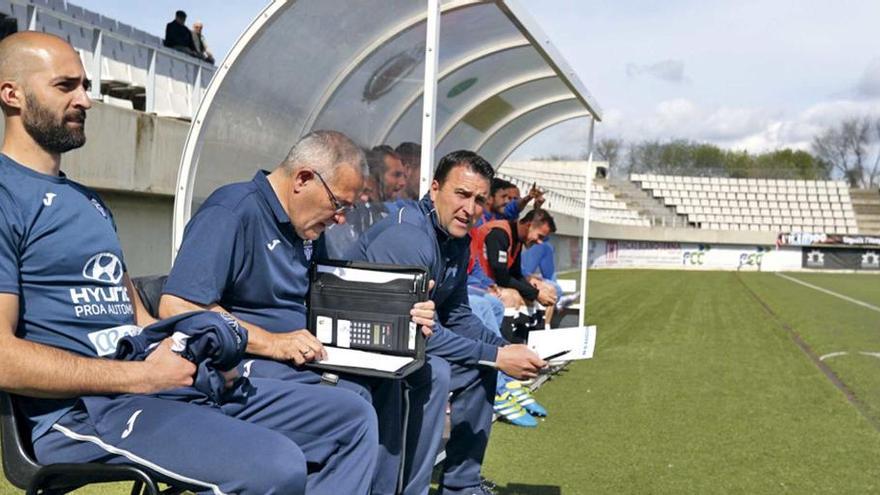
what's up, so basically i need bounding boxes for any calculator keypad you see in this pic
[349,320,392,350]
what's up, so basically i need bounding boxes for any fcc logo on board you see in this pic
[82,252,124,284]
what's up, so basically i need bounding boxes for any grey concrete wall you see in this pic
[550,235,583,273]
[589,221,777,246]
[99,191,175,277]
[0,102,188,196]
[63,103,188,195]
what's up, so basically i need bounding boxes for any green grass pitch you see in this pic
[482,270,880,494]
[3,270,880,494]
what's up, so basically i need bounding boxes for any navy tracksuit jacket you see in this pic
[115,311,248,404]
[350,195,509,494]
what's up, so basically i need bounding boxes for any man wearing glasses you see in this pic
[160,130,435,494]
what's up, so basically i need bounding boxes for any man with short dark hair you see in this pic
[475,178,544,228]
[471,208,559,308]
[0,32,376,495]
[163,10,198,57]
[323,145,405,259]
[485,178,512,220]
[396,141,422,200]
[372,145,408,201]
[350,150,546,495]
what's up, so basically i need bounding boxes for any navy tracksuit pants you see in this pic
[243,358,404,495]
[33,377,378,495]
[244,356,495,495]
[402,355,496,495]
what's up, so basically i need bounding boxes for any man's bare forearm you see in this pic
[0,335,154,398]
[158,293,276,357]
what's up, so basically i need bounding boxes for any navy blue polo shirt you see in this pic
[164,171,323,333]
[0,154,134,439]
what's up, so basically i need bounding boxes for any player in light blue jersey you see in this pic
[0,32,377,494]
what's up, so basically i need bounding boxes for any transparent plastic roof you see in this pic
[174,0,602,248]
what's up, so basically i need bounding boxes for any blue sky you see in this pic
[75,0,880,158]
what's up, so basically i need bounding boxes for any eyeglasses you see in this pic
[313,170,355,214]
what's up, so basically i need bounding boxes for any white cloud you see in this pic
[727,99,880,152]
[596,97,880,153]
[601,98,773,146]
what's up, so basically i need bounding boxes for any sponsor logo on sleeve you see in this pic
[87,324,141,356]
[170,331,191,353]
[90,198,108,218]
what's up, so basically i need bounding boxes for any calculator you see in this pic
[307,260,429,379]
[349,320,393,350]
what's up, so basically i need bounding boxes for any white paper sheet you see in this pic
[527,325,596,362]
[317,265,417,284]
[320,347,415,373]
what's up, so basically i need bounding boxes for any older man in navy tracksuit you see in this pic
[350,150,547,495]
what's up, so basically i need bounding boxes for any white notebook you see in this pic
[319,347,416,373]
[527,325,597,362]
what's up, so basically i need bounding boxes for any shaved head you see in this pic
[0,32,81,85]
[0,31,92,157]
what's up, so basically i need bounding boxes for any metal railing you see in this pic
[10,0,215,118]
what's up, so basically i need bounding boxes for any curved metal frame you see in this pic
[480,111,589,167]
[375,38,532,143]
[433,72,556,144]
[468,94,578,156]
[300,0,483,137]
[172,0,287,256]
[496,0,602,120]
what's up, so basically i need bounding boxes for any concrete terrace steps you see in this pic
[851,189,880,235]
[602,177,690,228]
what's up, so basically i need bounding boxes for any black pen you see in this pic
[543,349,571,361]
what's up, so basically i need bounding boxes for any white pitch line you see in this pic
[775,273,880,314]
[819,351,849,361]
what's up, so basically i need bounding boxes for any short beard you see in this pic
[22,92,87,154]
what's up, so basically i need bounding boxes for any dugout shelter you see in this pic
[172,0,603,320]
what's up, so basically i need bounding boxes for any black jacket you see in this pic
[164,21,195,50]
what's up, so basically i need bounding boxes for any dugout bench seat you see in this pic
[0,391,182,495]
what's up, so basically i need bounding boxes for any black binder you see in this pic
[306,259,429,379]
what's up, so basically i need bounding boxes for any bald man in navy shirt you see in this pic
[0,33,378,495]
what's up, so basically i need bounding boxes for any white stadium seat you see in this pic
[628,174,862,234]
